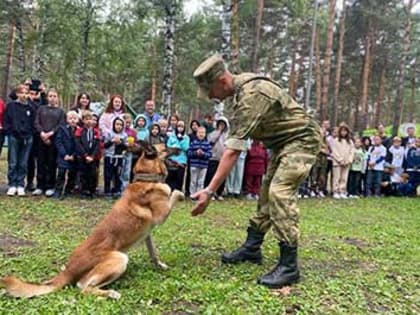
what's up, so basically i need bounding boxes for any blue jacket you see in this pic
[55,124,77,169]
[405,147,420,171]
[188,138,212,169]
[167,134,190,165]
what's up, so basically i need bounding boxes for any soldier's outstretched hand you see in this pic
[190,190,211,216]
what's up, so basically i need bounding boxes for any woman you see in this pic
[99,94,126,137]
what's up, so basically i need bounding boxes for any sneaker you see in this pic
[6,187,17,196]
[253,194,259,201]
[318,191,325,198]
[32,189,43,196]
[45,189,55,197]
[217,195,224,201]
[246,193,254,201]
[310,191,317,198]
[340,193,348,199]
[353,195,360,199]
[17,187,26,196]
[333,193,341,199]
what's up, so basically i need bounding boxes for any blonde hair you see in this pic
[66,110,79,119]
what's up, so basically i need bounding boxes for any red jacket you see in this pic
[245,141,268,176]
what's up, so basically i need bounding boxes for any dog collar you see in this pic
[133,173,165,183]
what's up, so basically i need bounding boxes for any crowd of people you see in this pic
[0,80,269,200]
[300,121,419,198]
[0,80,418,200]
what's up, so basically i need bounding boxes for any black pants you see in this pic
[80,161,97,194]
[166,166,185,191]
[56,167,77,195]
[37,140,57,190]
[0,129,5,157]
[204,160,225,197]
[27,135,39,187]
[104,156,123,194]
[347,170,362,196]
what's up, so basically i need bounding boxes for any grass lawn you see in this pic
[0,195,419,314]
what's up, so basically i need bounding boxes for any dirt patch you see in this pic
[164,300,201,315]
[339,237,369,251]
[0,234,35,257]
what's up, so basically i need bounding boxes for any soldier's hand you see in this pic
[191,190,211,216]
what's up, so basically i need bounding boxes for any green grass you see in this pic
[0,196,419,314]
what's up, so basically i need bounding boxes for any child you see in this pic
[75,111,101,198]
[53,111,79,199]
[167,114,180,137]
[188,126,212,195]
[330,124,354,199]
[166,120,190,191]
[204,117,229,200]
[347,138,364,198]
[366,135,387,196]
[244,140,268,200]
[387,137,405,178]
[120,113,137,190]
[33,89,65,197]
[149,123,166,145]
[103,117,127,198]
[405,137,420,191]
[3,84,35,196]
[134,114,149,141]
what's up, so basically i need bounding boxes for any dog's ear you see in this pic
[144,144,158,160]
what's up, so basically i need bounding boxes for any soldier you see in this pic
[191,55,321,289]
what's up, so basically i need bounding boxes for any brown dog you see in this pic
[1,143,184,299]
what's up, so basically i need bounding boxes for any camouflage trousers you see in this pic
[249,150,317,246]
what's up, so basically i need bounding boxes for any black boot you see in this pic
[221,226,265,264]
[257,242,299,288]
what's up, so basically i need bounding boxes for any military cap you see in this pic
[193,54,226,100]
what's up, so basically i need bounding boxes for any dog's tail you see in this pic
[1,271,72,298]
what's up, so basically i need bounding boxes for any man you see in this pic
[402,124,416,149]
[375,123,390,148]
[143,100,161,128]
[191,55,321,289]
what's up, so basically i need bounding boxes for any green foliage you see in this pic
[0,197,419,314]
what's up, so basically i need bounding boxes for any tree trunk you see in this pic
[221,0,232,62]
[161,1,176,117]
[332,5,346,127]
[373,60,387,128]
[2,20,16,100]
[315,29,322,119]
[151,41,157,101]
[358,20,373,131]
[231,0,240,74]
[267,47,275,78]
[392,0,413,137]
[408,57,416,122]
[15,18,26,77]
[288,41,297,97]
[320,0,336,121]
[78,0,94,92]
[251,0,264,72]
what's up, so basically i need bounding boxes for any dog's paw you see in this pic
[107,289,121,300]
[155,260,169,270]
[172,190,185,201]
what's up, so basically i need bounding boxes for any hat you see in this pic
[193,55,226,100]
[29,79,41,92]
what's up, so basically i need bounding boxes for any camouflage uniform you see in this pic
[224,74,321,246]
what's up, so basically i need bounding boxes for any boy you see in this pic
[149,123,166,145]
[405,137,420,191]
[75,111,101,198]
[348,138,364,198]
[387,137,405,178]
[134,114,149,141]
[188,126,212,195]
[366,135,387,196]
[53,111,79,199]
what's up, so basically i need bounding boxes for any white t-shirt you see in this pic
[388,145,405,172]
[368,145,387,171]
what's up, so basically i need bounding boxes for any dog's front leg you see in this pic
[145,235,168,270]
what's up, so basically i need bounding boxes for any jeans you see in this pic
[120,152,133,191]
[347,170,362,196]
[366,170,383,196]
[190,167,207,195]
[7,135,33,187]
[226,158,245,195]
[104,156,123,194]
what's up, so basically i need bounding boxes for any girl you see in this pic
[244,140,268,200]
[204,116,229,200]
[166,120,190,191]
[330,124,354,199]
[103,117,127,198]
[3,85,35,196]
[98,94,126,137]
[72,93,91,120]
[134,114,149,141]
[32,89,65,197]
[167,114,180,137]
[188,120,201,142]
[347,138,365,198]
[120,113,137,190]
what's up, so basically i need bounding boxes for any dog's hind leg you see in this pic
[77,251,128,299]
[145,235,168,270]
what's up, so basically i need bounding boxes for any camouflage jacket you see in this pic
[225,73,321,156]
